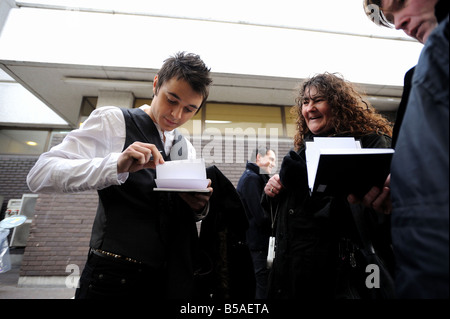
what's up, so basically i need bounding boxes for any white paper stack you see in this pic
[154,158,209,192]
[305,137,394,196]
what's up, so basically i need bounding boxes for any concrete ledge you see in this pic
[9,253,23,265]
[18,275,80,288]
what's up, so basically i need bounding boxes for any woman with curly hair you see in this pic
[261,72,395,299]
[291,72,392,149]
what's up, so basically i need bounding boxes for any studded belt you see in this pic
[90,248,142,264]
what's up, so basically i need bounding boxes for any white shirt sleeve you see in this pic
[27,106,127,193]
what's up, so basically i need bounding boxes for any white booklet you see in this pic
[154,158,210,192]
[305,137,394,197]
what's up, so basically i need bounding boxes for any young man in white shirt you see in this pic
[27,51,213,299]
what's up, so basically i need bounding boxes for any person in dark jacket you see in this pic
[262,73,395,299]
[357,0,442,214]
[193,165,256,300]
[236,146,276,299]
[360,0,449,298]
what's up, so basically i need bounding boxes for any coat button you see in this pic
[288,209,294,215]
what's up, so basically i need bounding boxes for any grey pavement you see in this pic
[0,255,76,300]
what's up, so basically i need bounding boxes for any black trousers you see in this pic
[75,252,166,299]
[250,250,269,299]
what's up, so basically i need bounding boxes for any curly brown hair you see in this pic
[291,72,393,150]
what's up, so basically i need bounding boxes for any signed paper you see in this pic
[154,158,209,191]
[305,137,362,191]
[305,137,394,196]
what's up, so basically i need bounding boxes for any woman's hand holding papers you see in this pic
[347,174,392,215]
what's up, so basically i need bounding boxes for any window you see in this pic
[79,97,97,127]
[285,106,297,138]
[0,129,50,155]
[133,100,290,138]
[205,103,283,137]
[134,98,152,108]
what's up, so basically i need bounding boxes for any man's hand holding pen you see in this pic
[117,142,165,173]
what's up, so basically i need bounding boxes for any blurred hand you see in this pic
[178,179,213,212]
[348,174,392,214]
[264,174,283,198]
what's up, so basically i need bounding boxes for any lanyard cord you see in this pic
[270,200,279,236]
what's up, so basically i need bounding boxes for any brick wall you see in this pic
[0,155,39,219]
[0,154,96,278]
[1,135,293,280]
[20,191,98,277]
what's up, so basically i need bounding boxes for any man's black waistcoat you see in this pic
[89,108,197,271]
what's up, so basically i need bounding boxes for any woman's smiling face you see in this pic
[301,86,334,135]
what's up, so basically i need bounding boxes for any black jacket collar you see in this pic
[436,0,449,23]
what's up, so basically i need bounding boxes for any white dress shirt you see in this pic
[27,105,196,193]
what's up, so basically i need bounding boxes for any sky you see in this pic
[0,0,424,82]
[13,0,413,40]
[7,0,407,35]
[0,0,425,125]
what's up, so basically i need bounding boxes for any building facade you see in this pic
[0,0,412,287]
